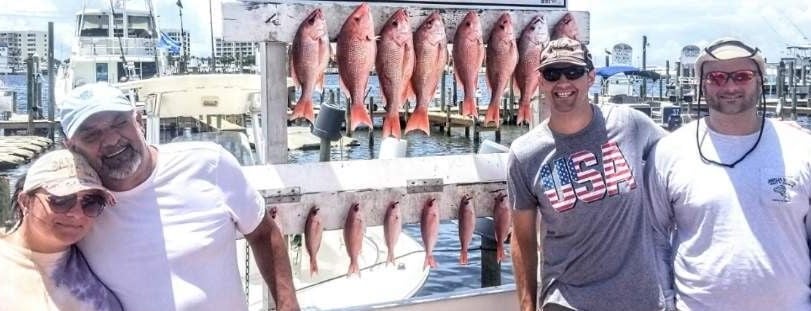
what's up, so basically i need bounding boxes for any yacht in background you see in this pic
[55,0,160,110]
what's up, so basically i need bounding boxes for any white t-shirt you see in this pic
[0,238,122,311]
[78,142,266,311]
[647,119,811,311]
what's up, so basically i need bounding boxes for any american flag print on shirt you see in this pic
[540,140,636,212]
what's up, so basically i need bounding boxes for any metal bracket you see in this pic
[406,178,444,194]
[260,186,301,204]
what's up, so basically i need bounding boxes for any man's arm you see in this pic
[506,150,541,311]
[644,145,676,311]
[512,208,539,311]
[245,212,300,311]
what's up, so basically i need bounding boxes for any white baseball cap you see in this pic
[60,83,134,139]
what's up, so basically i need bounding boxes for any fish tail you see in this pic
[404,106,430,136]
[517,103,530,126]
[459,250,469,265]
[347,260,360,277]
[382,113,402,139]
[497,243,505,263]
[485,103,501,127]
[309,257,319,276]
[387,251,395,266]
[461,97,477,117]
[290,97,315,123]
[350,104,373,131]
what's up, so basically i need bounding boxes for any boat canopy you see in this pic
[596,66,662,80]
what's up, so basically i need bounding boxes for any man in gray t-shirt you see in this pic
[509,37,666,311]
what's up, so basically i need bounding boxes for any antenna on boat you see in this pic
[108,0,130,81]
[145,0,161,76]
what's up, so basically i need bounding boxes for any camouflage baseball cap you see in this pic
[538,37,594,70]
[23,149,115,205]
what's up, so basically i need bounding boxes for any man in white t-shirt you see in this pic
[646,38,811,311]
[58,83,300,311]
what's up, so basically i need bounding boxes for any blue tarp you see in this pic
[596,66,662,80]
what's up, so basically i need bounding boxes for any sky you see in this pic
[1,0,809,67]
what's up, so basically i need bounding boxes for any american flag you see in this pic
[602,141,637,196]
[571,150,607,202]
[541,158,577,212]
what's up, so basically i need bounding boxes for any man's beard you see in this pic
[101,144,143,180]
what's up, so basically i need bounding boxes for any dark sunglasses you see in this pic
[541,66,588,82]
[704,70,756,87]
[37,192,106,218]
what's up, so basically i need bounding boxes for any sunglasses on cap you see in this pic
[35,191,107,218]
[541,66,588,82]
[704,70,756,87]
[704,40,760,59]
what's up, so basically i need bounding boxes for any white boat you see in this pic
[116,73,430,310]
[55,0,160,111]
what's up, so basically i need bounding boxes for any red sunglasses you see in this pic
[704,70,756,87]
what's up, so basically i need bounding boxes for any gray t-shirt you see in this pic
[507,104,666,311]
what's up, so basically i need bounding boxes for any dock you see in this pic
[0,136,54,170]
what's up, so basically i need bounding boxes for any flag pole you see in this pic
[177,0,186,73]
[209,0,216,72]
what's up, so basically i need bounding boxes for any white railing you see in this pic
[77,37,155,59]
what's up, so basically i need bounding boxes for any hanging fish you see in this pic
[452,11,485,118]
[344,203,365,277]
[406,11,447,136]
[493,193,512,263]
[384,202,402,266]
[484,13,518,127]
[290,8,330,123]
[457,194,475,265]
[420,198,439,270]
[304,206,323,276]
[337,3,376,131]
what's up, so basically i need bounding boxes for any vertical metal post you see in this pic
[345,95,352,138]
[675,61,683,112]
[26,56,34,134]
[260,42,289,165]
[319,92,335,162]
[368,96,374,148]
[790,61,797,120]
[48,22,55,141]
[777,61,785,118]
[641,35,648,100]
[208,0,217,70]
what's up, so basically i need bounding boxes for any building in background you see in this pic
[0,31,49,72]
[0,43,10,74]
[214,38,257,69]
[164,28,190,58]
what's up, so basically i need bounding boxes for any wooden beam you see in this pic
[260,42,290,164]
[242,153,509,235]
[223,1,590,44]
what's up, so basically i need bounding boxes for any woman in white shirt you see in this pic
[0,150,122,311]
